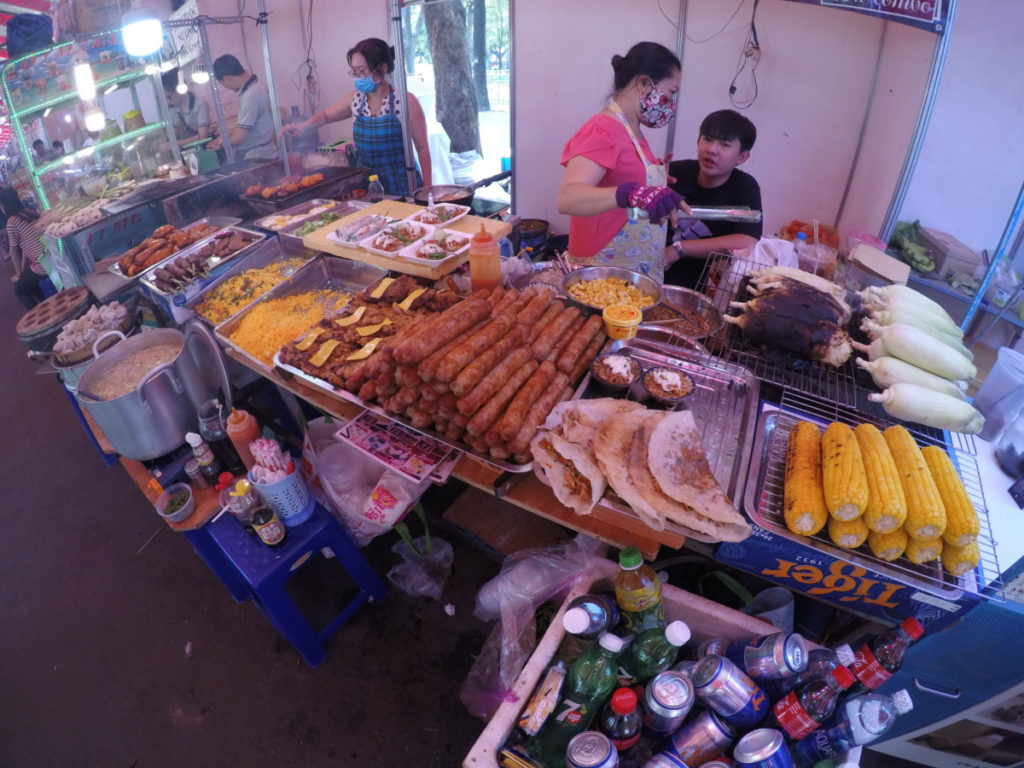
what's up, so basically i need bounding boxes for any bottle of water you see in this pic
[562,594,621,640]
[367,174,385,202]
[848,617,924,694]
[618,620,691,685]
[791,689,914,766]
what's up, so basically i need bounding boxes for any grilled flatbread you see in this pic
[593,417,666,531]
[530,432,604,515]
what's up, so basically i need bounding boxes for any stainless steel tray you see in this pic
[252,199,345,232]
[106,215,242,278]
[278,200,370,240]
[582,339,760,541]
[215,254,387,371]
[139,226,267,296]
[743,399,1002,600]
[185,238,317,327]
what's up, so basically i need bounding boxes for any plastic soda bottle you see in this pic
[618,620,691,685]
[778,645,856,695]
[563,594,621,640]
[615,547,665,634]
[599,687,642,751]
[848,617,924,693]
[531,632,625,768]
[770,665,856,740]
[791,689,914,766]
[469,224,502,292]
[367,174,385,202]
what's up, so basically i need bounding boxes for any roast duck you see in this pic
[116,223,219,277]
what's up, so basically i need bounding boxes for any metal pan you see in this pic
[412,170,512,207]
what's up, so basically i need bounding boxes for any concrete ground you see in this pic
[0,289,924,767]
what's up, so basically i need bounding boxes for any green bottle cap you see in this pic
[619,547,642,570]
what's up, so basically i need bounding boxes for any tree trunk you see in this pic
[423,0,481,154]
[402,7,417,76]
[471,0,490,111]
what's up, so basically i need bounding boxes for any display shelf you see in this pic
[34,122,169,177]
[6,66,153,120]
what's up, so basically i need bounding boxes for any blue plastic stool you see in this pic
[201,504,388,666]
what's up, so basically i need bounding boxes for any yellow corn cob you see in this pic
[883,425,946,541]
[821,422,869,521]
[784,422,829,536]
[920,446,979,547]
[942,541,980,576]
[869,528,908,561]
[905,536,943,564]
[854,423,908,533]
[828,515,869,549]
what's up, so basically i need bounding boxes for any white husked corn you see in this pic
[568,278,655,309]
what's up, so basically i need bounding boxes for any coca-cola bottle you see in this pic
[848,617,924,693]
[770,665,856,740]
[791,689,914,766]
[778,644,856,695]
[599,687,642,751]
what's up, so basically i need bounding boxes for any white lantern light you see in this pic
[176,69,188,95]
[63,114,73,124]
[74,62,96,102]
[84,107,106,132]
[121,8,163,58]
[191,64,210,85]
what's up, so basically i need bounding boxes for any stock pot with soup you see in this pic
[76,322,231,460]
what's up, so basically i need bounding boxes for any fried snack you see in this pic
[567,277,656,309]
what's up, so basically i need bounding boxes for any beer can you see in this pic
[733,728,795,768]
[691,655,770,729]
[672,660,697,678]
[725,633,807,681]
[567,731,619,768]
[701,760,736,768]
[643,752,691,768]
[697,637,730,658]
[666,709,735,766]
[643,670,695,735]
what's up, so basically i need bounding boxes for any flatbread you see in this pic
[593,417,666,531]
[647,410,751,541]
[547,398,643,453]
[530,433,603,516]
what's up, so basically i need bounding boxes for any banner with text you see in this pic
[783,0,947,34]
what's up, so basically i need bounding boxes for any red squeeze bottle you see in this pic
[469,224,501,292]
[849,617,924,692]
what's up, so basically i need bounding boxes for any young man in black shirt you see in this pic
[664,109,762,288]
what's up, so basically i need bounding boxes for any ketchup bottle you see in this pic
[848,617,924,693]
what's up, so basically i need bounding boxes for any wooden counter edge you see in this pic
[119,457,224,532]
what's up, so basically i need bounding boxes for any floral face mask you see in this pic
[639,85,676,129]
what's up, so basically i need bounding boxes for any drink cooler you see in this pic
[463,556,861,767]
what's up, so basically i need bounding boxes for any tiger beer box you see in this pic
[716,524,980,633]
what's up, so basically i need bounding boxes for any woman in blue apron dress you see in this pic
[280,38,432,197]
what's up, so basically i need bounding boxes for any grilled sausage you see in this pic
[532,306,581,360]
[556,314,604,374]
[466,358,538,436]
[456,345,531,416]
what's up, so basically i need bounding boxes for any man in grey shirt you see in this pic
[208,54,278,162]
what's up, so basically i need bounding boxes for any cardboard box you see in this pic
[844,242,911,291]
[917,226,988,280]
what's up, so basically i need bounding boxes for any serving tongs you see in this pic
[685,206,762,223]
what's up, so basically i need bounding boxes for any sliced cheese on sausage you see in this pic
[355,319,392,337]
[397,287,428,311]
[309,339,341,367]
[368,277,395,299]
[346,337,383,361]
[295,327,326,351]
[336,305,366,327]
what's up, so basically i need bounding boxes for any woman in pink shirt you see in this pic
[557,42,688,283]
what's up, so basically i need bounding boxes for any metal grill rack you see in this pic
[746,389,1003,601]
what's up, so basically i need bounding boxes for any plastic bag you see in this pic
[387,536,454,600]
[459,536,604,720]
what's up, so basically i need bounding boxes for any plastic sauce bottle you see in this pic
[367,174,385,202]
[185,432,221,484]
[469,224,501,292]
[791,689,914,766]
[848,617,924,694]
[770,664,856,740]
[614,547,665,633]
[226,408,260,470]
[599,687,642,751]
[618,620,691,685]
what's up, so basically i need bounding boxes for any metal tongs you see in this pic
[684,206,762,223]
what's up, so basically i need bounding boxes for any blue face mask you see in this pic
[354,76,378,94]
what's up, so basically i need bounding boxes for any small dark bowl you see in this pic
[642,366,695,408]
[590,353,642,394]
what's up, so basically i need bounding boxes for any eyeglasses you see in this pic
[347,68,371,78]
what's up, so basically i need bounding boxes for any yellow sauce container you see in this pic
[602,304,642,340]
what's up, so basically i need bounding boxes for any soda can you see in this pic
[701,761,736,768]
[643,753,691,768]
[725,633,807,681]
[567,731,619,768]
[733,728,795,768]
[672,660,697,678]
[697,637,730,658]
[691,655,770,729]
[666,709,735,766]
[643,670,695,735]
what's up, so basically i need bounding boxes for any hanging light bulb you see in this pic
[121,8,163,58]
[84,106,106,132]
[191,63,210,85]
[144,63,160,76]
[74,61,96,102]
[176,69,188,95]
[63,114,73,124]
[159,60,175,73]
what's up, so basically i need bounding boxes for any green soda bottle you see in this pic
[531,632,625,768]
[614,547,665,633]
[618,620,692,685]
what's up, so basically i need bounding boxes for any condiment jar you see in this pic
[226,408,260,470]
[226,478,260,529]
[469,224,501,292]
[251,506,286,546]
[602,304,642,340]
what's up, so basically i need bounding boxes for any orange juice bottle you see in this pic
[469,224,501,292]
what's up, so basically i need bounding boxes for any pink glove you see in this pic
[615,182,684,225]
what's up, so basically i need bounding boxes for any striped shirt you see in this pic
[7,214,46,275]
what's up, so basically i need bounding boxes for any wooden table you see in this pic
[228,351,685,558]
[119,456,224,533]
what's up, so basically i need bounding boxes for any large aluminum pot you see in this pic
[76,322,231,460]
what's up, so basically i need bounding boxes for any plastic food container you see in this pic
[797,243,838,279]
[156,483,195,523]
[602,304,642,340]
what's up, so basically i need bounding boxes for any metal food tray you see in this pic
[253,199,346,232]
[272,353,540,474]
[581,337,760,542]
[184,238,318,327]
[139,226,267,296]
[744,391,1003,600]
[106,216,242,278]
[215,254,387,372]
[278,201,370,240]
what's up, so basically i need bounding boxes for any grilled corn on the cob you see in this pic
[822,422,869,521]
[854,423,907,533]
[869,528,908,561]
[905,536,943,564]
[942,541,980,576]
[784,421,829,536]
[884,425,947,541]
[828,515,869,549]
[921,446,979,547]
